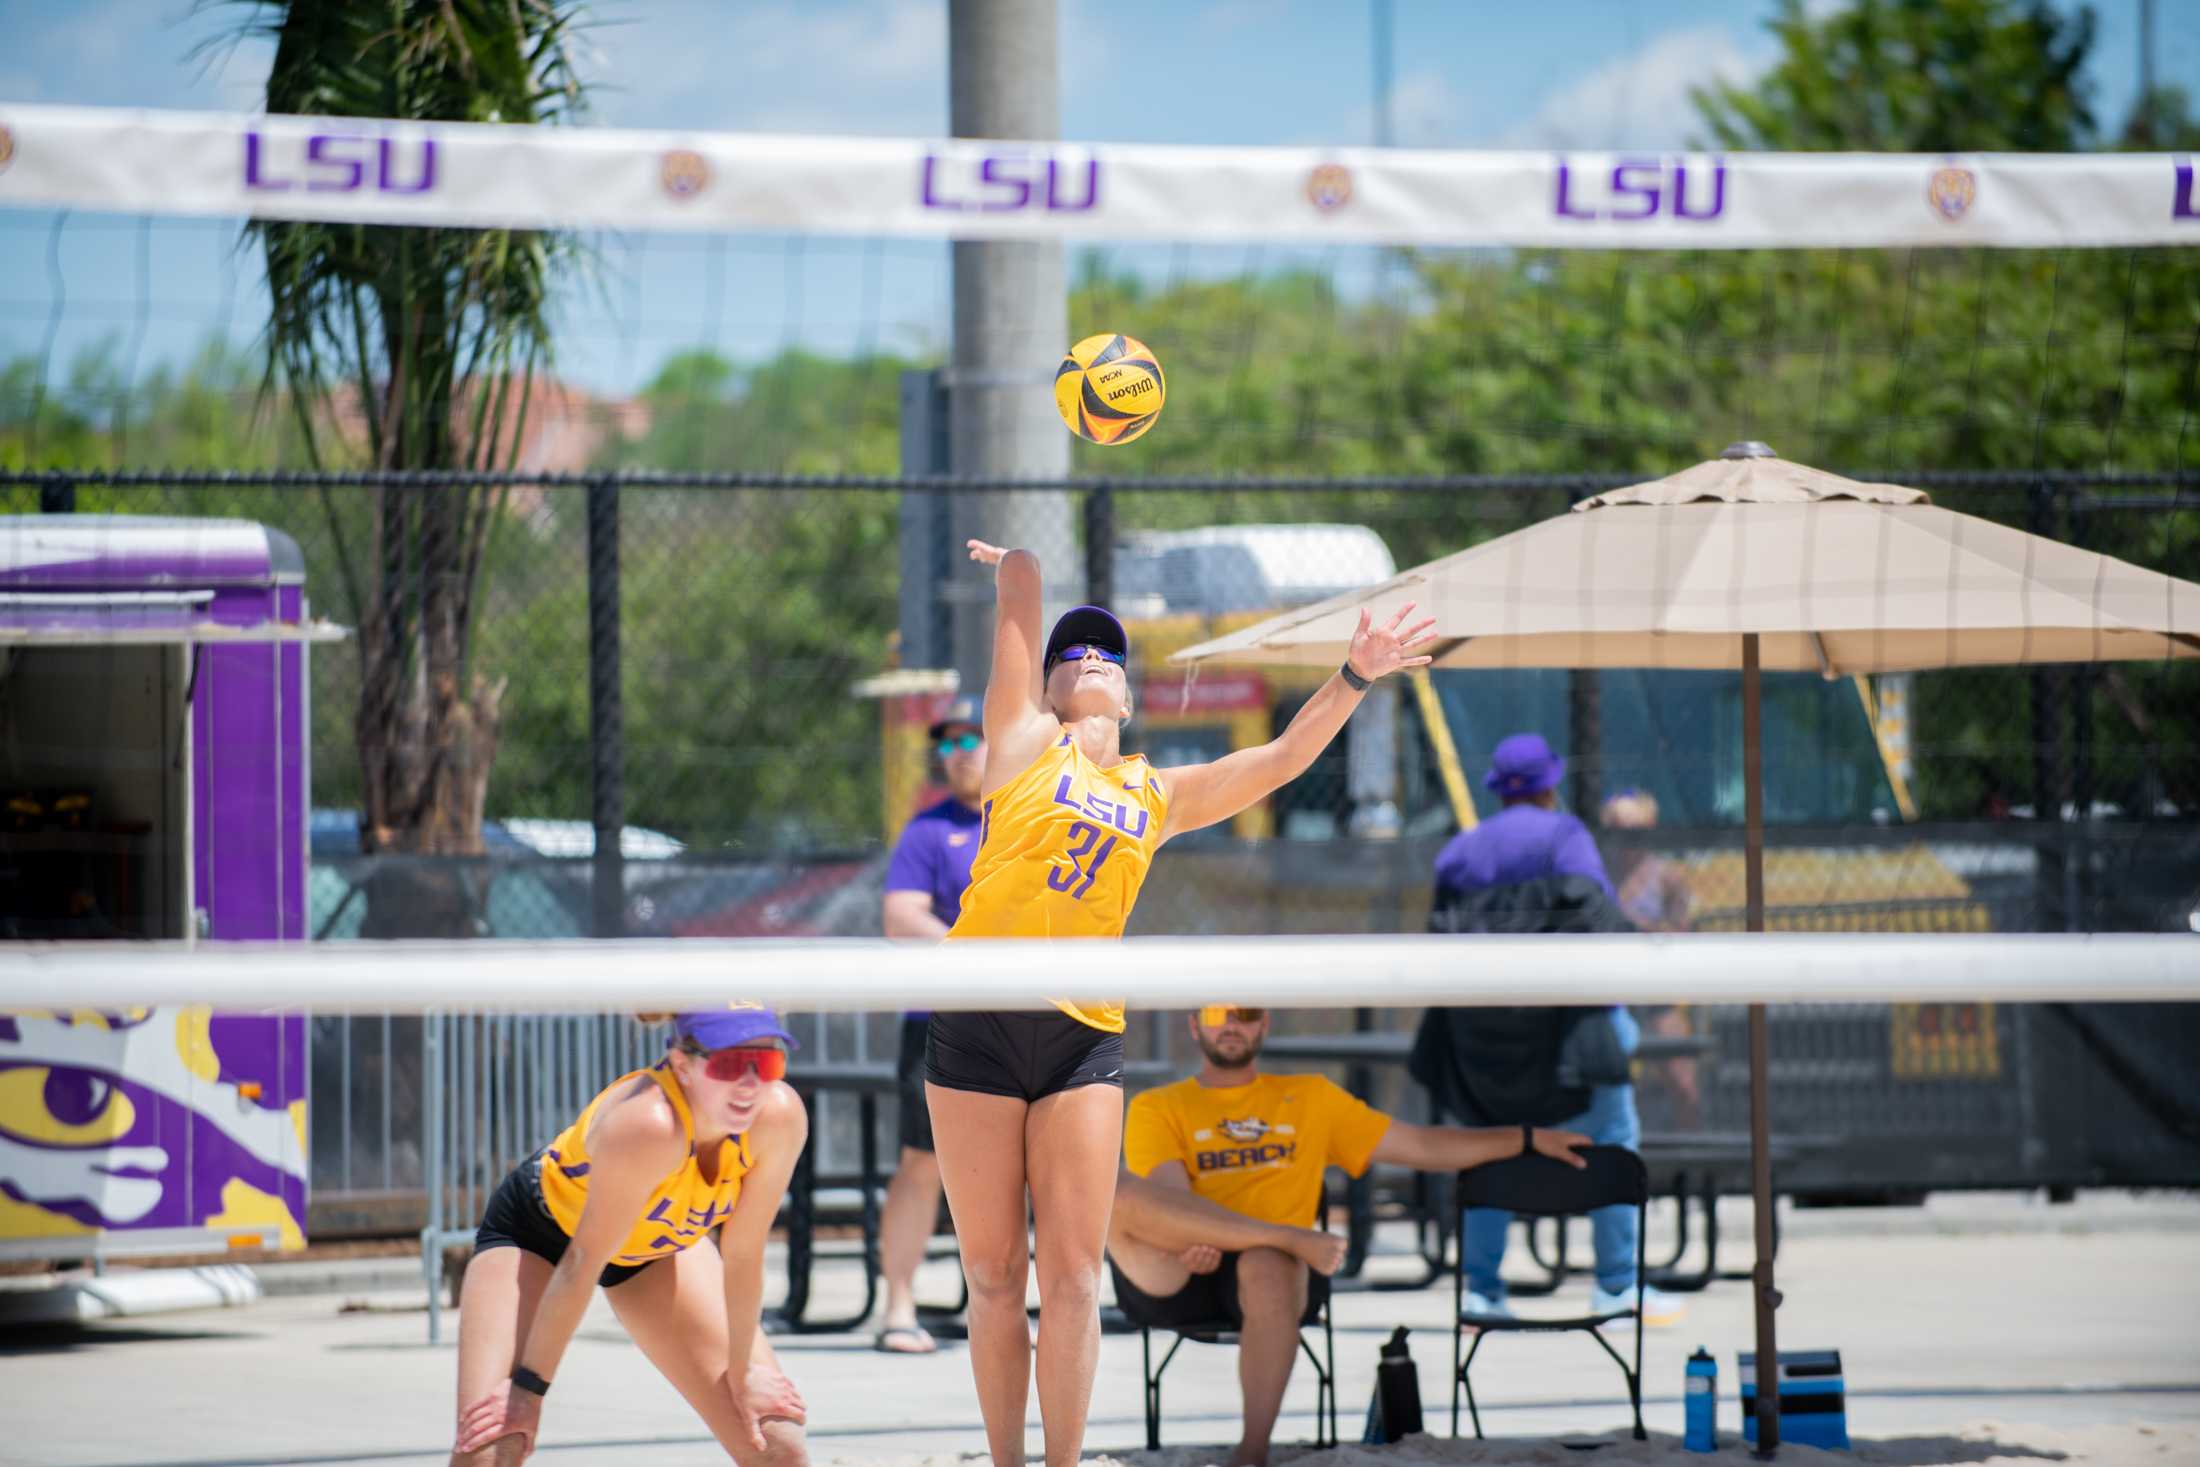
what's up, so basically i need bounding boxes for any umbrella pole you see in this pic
[1743,633,1782,1455]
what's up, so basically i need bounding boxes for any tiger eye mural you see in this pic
[0,1009,308,1251]
[0,517,325,1260]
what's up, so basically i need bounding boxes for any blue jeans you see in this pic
[1462,1007,1641,1299]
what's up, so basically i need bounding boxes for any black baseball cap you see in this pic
[1045,605,1129,669]
[927,696,983,742]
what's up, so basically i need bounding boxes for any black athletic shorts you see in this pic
[473,1150,664,1289]
[924,1009,1125,1103]
[1109,1249,1330,1331]
[897,1015,935,1153]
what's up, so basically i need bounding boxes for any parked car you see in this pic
[308,808,590,940]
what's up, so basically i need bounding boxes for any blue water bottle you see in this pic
[1684,1347,1718,1451]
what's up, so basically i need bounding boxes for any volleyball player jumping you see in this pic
[927,539,1432,1467]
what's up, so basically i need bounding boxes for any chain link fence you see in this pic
[7,466,2197,1228]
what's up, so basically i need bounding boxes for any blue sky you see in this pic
[3,0,2196,399]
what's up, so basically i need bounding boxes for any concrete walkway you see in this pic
[3,1193,2195,1466]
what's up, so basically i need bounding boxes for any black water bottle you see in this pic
[1362,1326,1424,1444]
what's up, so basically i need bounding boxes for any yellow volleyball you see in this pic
[1054,333,1166,446]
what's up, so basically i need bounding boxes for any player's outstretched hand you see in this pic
[966,538,1009,566]
[1345,603,1438,683]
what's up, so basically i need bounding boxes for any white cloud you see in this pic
[1341,67,1471,148]
[1500,26,1769,151]
[1391,70,1470,146]
[591,0,947,137]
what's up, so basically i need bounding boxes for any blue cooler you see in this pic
[1739,1349,1849,1450]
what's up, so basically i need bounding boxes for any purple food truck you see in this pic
[0,516,338,1260]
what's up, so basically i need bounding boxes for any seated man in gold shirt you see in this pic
[1111,1005,1589,1467]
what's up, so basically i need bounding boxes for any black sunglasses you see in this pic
[1048,643,1127,670]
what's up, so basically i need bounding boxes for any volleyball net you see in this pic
[4,932,2196,1015]
[1,104,2197,941]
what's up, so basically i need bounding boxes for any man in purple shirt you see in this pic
[875,697,985,1353]
[1430,733,1684,1329]
[1434,734,1613,900]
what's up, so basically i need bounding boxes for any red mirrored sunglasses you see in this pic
[689,1044,788,1083]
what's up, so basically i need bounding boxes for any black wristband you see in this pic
[510,1365,551,1397]
[1339,660,1372,692]
[1521,1124,1535,1158]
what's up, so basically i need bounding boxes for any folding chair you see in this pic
[1110,1255,1339,1452]
[1451,1144,1648,1442]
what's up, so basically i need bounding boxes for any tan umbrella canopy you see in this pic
[1170,441,2200,1453]
[1172,446,2200,675]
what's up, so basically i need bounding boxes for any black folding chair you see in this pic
[1451,1144,1648,1442]
[1111,1256,1339,1452]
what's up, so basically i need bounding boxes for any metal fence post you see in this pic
[40,472,76,515]
[898,369,955,670]
[587,475,626,938]
[2068,491,2095,929]
[1083,485,1114,609]
[2028,480,2071,931]
[421,1012,446,1345]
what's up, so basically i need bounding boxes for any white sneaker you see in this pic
[1591,1283,1685,1327]
[1462,1290,1515,1325]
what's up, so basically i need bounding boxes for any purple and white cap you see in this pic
[676,1005,799,1051]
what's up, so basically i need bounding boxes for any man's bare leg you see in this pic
[1111,1170,1347,1276]
[876,1144,943,1350]
[1228,1248,1310,1467]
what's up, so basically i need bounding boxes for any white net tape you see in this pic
[2,933,2193,1014]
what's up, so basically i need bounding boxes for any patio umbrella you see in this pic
[1170,440,2200,1451]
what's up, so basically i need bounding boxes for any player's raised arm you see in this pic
[1158,604,1435,841]
[965,540,1050,733]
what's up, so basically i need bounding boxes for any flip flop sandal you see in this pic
[873,1325,939,1355]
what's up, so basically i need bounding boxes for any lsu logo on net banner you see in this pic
[920,145,1101,214]
[245,129,437,195]
[1553,155,1727,223]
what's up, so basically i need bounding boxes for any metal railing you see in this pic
[420,1012,671,1343]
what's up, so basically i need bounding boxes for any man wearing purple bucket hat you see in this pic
[1430,734,1686,1331]
[450,1006,813,1466]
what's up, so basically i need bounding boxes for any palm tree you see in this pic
[227,0,591,857]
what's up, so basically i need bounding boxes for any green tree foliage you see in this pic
[233,0,592,858]
[1694,0,2097,151]
[8,0,2191,843]
[599,348,915,845]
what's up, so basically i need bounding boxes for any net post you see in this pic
[1742,632,1780,1454]
[40,471,76,515]
[586,473,626,939]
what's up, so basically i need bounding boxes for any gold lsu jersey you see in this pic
[539,1065,753,1267]
[946,733,1172,1032]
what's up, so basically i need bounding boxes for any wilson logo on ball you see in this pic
[1055,333,1166,446]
